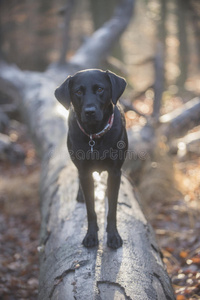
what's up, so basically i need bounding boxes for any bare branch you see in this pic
[160,97,200,140]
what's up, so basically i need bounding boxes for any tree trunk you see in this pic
[176,0,189,88]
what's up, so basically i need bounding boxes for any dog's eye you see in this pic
[76,90,83,96]
[97,87,103,93]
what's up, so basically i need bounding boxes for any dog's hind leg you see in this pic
[79,172,99,247]
[76,182,85,203]
[106,169,123,249]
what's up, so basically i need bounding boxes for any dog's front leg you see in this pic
[107,169,123,249]
[79,172,99,247]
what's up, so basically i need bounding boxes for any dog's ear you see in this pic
[106,70,126,105]
[54,75,72,110]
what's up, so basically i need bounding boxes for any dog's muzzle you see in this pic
[84,106,96,120]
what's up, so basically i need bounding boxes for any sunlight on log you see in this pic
[56,104,69,119]
[93,172,107,201]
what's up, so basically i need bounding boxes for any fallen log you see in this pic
[0,62,175,299]
[25,84,175,300]
[160,97,200,140]
[170,130,200,157]
[124,97,200,178]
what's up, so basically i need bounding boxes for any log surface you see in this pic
[35,98,175,299]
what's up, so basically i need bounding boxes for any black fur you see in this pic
[55,69,128,249]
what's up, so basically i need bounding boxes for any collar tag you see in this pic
[89,135,95,153]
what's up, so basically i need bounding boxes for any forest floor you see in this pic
[126,94,200,300]
[149,149,200,300]
[0,122,40,300]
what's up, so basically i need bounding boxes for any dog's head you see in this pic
[55,69,126,130]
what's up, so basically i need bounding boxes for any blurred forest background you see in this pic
[0,0,200,299]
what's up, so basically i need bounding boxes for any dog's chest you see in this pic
[68,133,112,156]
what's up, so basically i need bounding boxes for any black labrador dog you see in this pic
[55,69,128,249]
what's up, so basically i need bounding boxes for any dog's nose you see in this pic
[84,107,96,118]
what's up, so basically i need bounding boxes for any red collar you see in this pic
[76,113,114,139]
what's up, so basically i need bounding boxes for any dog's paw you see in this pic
[82,231,98,248]
[107,231,123,249]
